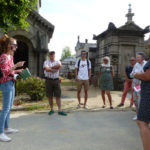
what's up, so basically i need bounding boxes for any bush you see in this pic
[16,76,46,101]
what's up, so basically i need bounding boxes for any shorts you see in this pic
[45,79,61,97]
[77,80,89,91]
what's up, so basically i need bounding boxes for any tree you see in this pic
[61,46,71,60]
[0,0,37,33]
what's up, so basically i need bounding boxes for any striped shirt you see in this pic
[43,60,61,79]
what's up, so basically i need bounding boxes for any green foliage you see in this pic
[16,76,46,101]
[61,46,71,60]
[61,80,76,86]
[25,104,48,111]
[0,0,38,33]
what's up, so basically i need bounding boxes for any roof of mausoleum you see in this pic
[28,10,55,41]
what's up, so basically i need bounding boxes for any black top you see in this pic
[138,59,150,122]
[143,59,150,72]
[141,59,150,98]
[125,66,133,79]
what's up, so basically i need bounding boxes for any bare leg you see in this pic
[106,91,112,107]
[137,121,150,150]
[56,97,61,112]
[49,96,53,111]
[133,91,139,114]
[101,90,106,105]
[84,90,88,106]
[77,90,81,105]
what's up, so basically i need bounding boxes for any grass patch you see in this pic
[61,80,76,86]
[25,104,49,111]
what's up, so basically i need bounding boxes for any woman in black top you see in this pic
[134,59,150,150]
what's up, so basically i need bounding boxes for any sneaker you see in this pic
[117,103,124,107]
[76,104,81,109]
[132,115,137,121]
[5,128,19,134]
[84,105,88,109]
[0,133,11,142]
[48,110,54,115]
[58,111,67,116]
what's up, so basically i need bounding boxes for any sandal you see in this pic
[102,105,106,108]
[110,106,113,109]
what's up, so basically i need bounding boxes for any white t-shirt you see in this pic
[130,60,147,77]
[43,60,61,78]
[75,59,91,80]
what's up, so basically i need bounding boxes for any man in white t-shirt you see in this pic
[75,50,91,109]
[43,51,67,116]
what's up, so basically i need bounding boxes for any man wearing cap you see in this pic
[43,51,67,116]
[75,50,91,109]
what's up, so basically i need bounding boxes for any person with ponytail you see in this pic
[0,35,25,142]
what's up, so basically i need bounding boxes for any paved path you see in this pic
[0,111,143,150]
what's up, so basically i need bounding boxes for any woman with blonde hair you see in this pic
[99,56,114,109]
[0,35,25,142]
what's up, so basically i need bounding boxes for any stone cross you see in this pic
[126,4,134,24]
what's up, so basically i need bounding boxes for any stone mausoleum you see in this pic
[93,4,150,89]
[0,0,54,77]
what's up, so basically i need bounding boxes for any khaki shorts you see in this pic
[45,79,61,97]
[77,80,89,91]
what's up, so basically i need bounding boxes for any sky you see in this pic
[39,0,150,60]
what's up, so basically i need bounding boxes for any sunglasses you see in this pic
[130,60,135,61]
[10,44,18,51]
[81,53,87,55]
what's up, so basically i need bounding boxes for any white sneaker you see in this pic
[5,128,19,134]
[0,133,11,142]
[132,115,137,121]
[84,105,88,109]
[76,104,81,109]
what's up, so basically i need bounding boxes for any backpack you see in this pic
[77,59,90,73]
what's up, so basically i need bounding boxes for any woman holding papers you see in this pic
[130,52,147,120]
[0,35,25,142]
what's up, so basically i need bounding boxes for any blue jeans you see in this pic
[0,80,15,133]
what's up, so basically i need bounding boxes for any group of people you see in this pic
[116,53,150,150]
[0,35,150,150]
[74,51,114,109]
[44,49,150,150]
